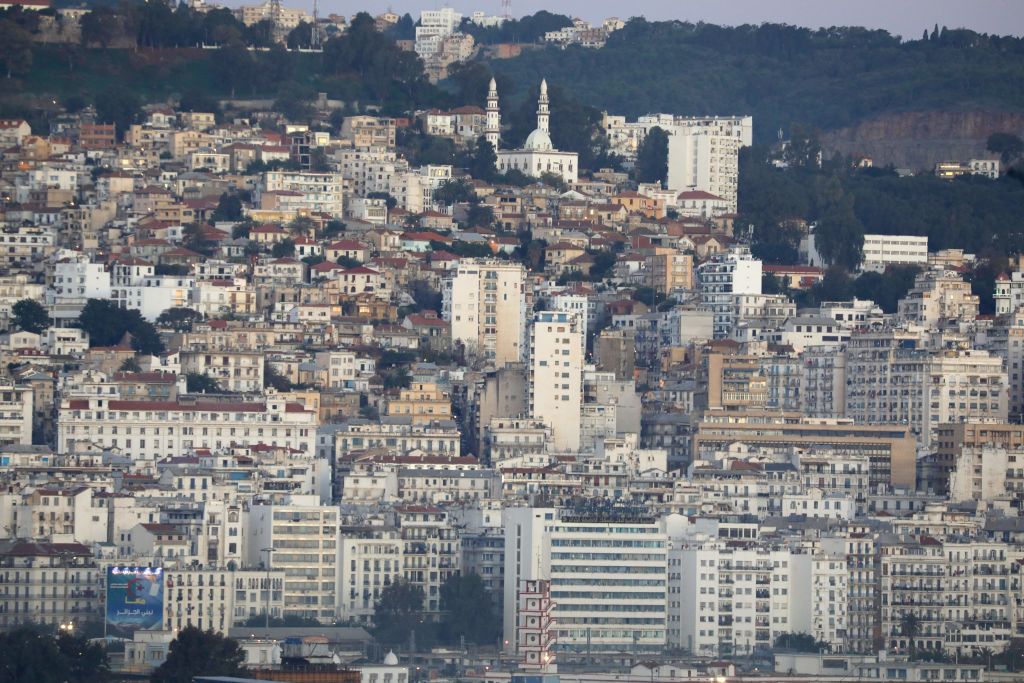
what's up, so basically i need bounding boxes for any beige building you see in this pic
[0,540,102,629]
[181,350,265,393]
[443,259,527,369]
[248,499,338,622]
[693,409,917,489]
[897,268,979,327]
[644,249,694,295]
[57,396,318,463]
[845,329,1007,449]
[385,382,452,425]
[340,116,397,148]
[529,311,584,452]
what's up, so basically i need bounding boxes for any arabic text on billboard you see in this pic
[105,566,163,633]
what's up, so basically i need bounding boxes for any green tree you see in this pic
[406,280,442,313]
[774,631,827,653]
[0,628,110,683]
[784,124,822,168]
[373,580,433,650]
[151,626,244,683]
[813,185,864,270]
[468,136,498,183]
[12,298,49,334]
[79,6,120,47]
[631,287,658,307]
[119,356,142,373]
[987,132,1023,166]
[0,18,32,79]
[433,179,475,206]
[634,126,669,185]
[264,361,292,391]
[465,204,494,228]
[539,171,566,192]
[211,193,243,222]
[78,299,164,354]
[271,238,296,258]
[185,372,221,394]
[900,612,920,658]
[438,573,500,646]
[156,307,202,332]
[94,85,142,140]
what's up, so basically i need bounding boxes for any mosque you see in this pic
[487,78,580,185]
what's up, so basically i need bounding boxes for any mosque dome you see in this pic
[384,651,399,665]
[523,128,553,151]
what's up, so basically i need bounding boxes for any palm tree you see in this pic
[900,612,920,658]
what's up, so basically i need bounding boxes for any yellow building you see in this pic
[385,382,453,425]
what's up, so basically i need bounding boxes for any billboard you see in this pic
[105,566,164,634]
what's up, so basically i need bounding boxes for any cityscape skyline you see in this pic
[281,0,1024,40]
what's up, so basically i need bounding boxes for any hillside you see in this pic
[484,20,1024,144]
[820,111,1024,170]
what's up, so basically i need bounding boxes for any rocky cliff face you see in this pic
[820,111,1024,171]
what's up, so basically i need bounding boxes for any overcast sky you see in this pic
[315,0,1024,39]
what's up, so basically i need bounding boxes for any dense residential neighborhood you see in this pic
[1,1,1024,682]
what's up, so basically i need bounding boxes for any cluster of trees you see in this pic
[151,626,245,683]
[0,627,110,683]
[739,144,1024,275]
[489,19,1024,141]
[775,265,923,312]
[78,299,163,354]
[3,9,450,126]
[459,11,573,45]
[373,574,501,650]
[0,7,35,79]
[79,2,275,49]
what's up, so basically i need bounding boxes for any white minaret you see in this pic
[485,77,500,149]
[536,78,549,134]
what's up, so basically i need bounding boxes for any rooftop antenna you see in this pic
[311,0,321,49]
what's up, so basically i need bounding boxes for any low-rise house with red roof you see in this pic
[676,190,730,219]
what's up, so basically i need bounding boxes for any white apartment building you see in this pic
[670,539,847,656]
[860,234,929,273]
[443,259,527,368]
[112,275,195,322]
[0,226,56,269]
[697,248,763,339]
[259,171,344,216]
[880,538,1018,655]
[530,311,584,452]
[0,384,32,447]
[57,396,318,463]
[396,505,460,613]
[337,525,404,624]
[986,308,1024,419]
[503,506,668,657]
[49,255,111,317]
[664,116,752,214]
[771,315,850,352]
[844,329,1007,448]
[414,7,462,56]
[163,567,285,634]
[392,165,452,214]
[247,499,339,623]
